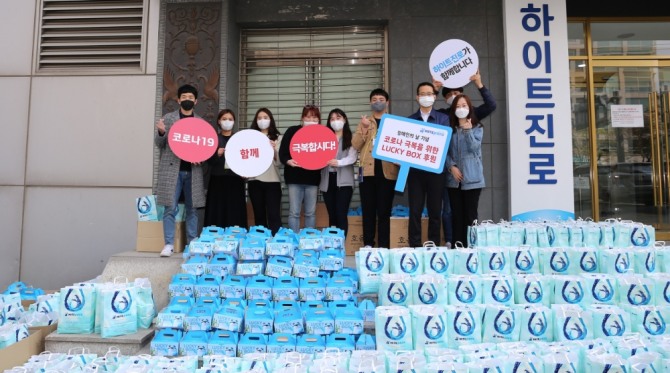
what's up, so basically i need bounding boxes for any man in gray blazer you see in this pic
[154,84,206,256]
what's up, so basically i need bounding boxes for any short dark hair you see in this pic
[301,104,321,123]
[369,88,389,101]
[416,82,437,95]
[178,84,198,99]
[441,86,464,98]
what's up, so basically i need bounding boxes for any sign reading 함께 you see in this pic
[289,125,338,170]
[429,39,479,89]
[168,117,218,163]
[224,129,275,178]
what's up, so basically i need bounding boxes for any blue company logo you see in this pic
[592,279,615,303]
[524,281,543,304]
[417,282,438,305]
[469,228,478,246]
[455,280,476,304]
[602,313,626,337]
[384,315,407,341]
[561,280,584,304]
[546,225,556,246]
[580,251,598,273]
[429,252,449,274]
[515,250,535,272]
[137,196,152,214]
[627,284,651,306]
[493,309,515,335]
[550,251,570,273]
[615,253,630,274]
[400,253,419,274]
[528,311,548,337]
[453,311,476,337]
[553,362,578,373]
[482,368,503,373]
[602,365,628,373]
[424,315,445,340]
[466,253,479,274]
[631,226,650,246]
[513,362,538,373]
[64,288,86,312]
[488,252,506,272]
[0,311,5,325]
[387,282,408,304]
[111,290,132,313]
[492,279,512,303]
[364,251,384,272]
[646,252,656,273]
[563,316,588,340]
[664,282,670,304]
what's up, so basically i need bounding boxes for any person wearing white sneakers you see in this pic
[154,84,206,257]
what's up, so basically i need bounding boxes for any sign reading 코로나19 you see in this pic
[429,39,479,89]
[224,129,275,178]
[503,0,575,221]
[372,114,452,192]
[289,125,338,170]
[168,117,218,163]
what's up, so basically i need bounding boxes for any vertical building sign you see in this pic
[503,0,575,221]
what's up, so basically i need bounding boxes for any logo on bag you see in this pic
[631,226,650,246]
[429,252,449,274]
[642,311,665,335]
[466,253,479,274]
[111,290,133,314]
[387,282,408,304]
[562,316,587,340]
[424,315,445,340]
[664,282,670,304]
[454,311,476,337]
[627,284,651,306]
[64,288,86,312]
[615,253,630,273]
[524,281,543,303]
[469,228,478,246]
[513,361,538,373]
[580,251,598,273]
[455,280,476,304]
[493,309,515,335]
[365,251,384,272]
[550,251,570,273]
[602,364,627,373]
[418,282,438,304]
[561,280,584,304]
[137,196,152,214]
[553,363,578,373]
[592,279,614,303]
[646,252,656,273]
[400,253,419,274]
[488,252,506,272]
[528,311,548,337]
[384,315,407,340]
[602,313,626,337]
[546,226,556,246]
[492,279,512,303]
[515,249,535,272]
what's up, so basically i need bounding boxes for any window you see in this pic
[36,0,147,72]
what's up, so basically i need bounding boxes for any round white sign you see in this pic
[429,39,479,89]
[224,129,275,178]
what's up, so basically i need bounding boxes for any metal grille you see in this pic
[239,26,387,223]
[37,0,146,71]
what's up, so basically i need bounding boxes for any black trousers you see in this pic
[322,172,354,235]
[247,180,283,235]
[359,175,396,248]
[448,187,482,246]
[407,169,445,247]
[204,174,248,229]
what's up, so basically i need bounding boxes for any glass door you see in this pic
[591,61,670,231]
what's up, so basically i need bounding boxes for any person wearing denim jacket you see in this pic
[446,94,486,246]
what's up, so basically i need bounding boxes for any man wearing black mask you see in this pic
[154,84,206,257]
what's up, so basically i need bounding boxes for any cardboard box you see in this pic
[345,215,364,255]
[28,323,58,353]
[0,327,51,370]
[389,217,431,248]
[136,221,185,253]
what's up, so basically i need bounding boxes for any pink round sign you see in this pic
[289,125,338,170]
[167,117,218,163]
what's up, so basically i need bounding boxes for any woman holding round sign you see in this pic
[319,108,357,236]
[279,104,336,233]
[204,109,248,229]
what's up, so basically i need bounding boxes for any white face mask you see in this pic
[446,95,455,106]
[257,119,271,130]
[455,108,469,119]
[303,121,319,126]
[330,120,345,131]
[220,120,234,131]
[418,95,435,108]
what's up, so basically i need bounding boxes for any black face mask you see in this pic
[180,100,195,111]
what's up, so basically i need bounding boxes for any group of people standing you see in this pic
[154,72,496,257]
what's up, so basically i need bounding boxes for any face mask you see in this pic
[220,120,234,131]
[303,121,319,126]
[370,101,386,112]
[330,120,345,131]
[455,108,470,119]
[446,95,455,106]
[180,100,195,111]
[418,95,435,108]
[257,119,271,130]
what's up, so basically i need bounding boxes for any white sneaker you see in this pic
[160,244,174,257]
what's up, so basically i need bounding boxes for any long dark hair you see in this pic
[448,94,480,129]
[250,107,281,141]
[326,108,352,151]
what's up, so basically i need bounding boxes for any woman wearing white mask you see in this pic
[204,109,247,228]
[248,107,283,234]
[445,94,485,246]
[320,108,357,235]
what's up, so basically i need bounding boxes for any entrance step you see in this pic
[44,328,155,356]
